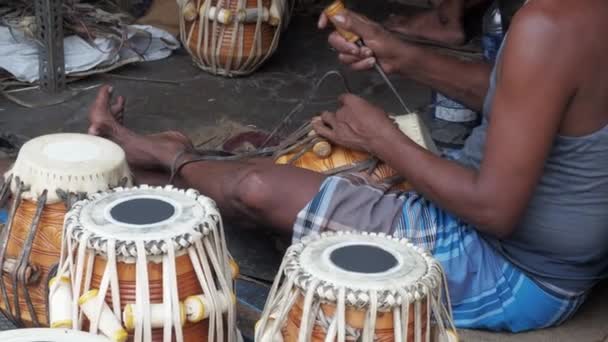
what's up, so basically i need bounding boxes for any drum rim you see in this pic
[64,185,220,259]
[4,133,132,204]
[0,328,111,341]
[11,133,126,175]
[284,231,444,310]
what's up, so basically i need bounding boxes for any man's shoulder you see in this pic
[511,0,605,38]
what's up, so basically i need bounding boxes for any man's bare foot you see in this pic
[385,9,466,46]
[88,85,193,171]
[88,85,126,137]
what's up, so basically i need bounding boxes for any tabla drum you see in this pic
[256,231,457,342]
[275,114,438,191]
[0,328,111,342]
[53,185,240,342]
[0,133,132,327]
[178,0,293,76]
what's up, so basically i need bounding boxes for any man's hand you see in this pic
[319,8,418,73]
[312,94,402,153]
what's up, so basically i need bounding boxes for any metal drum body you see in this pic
[0,133,131,327]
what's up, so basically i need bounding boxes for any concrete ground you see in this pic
[1,2,607,341]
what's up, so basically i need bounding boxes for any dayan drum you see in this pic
[275,114,439,190]
[178,0,293,76]
[256,231,457,342]
[52,185,240,342]
[0,133,131,327]
[0,328,112,342]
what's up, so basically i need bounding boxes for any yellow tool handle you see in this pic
[324,0,361,43]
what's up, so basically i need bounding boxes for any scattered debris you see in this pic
[0,0,180,106]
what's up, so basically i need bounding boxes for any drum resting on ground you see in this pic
[256,231,458,342]
[0,133,131,328]
[50,185,241,342]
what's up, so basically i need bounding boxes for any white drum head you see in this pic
[283,231,444,309]
[0,328,110,342]
[5,133,131,203]
[65,185,219,259]
[298,232,429,292]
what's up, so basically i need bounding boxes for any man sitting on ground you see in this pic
[87,0,608,332]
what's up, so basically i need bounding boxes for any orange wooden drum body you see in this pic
[182,0,281,75]
[282,296,428,342]
[276,145,411,191]
[61,186,238,342]
[256,232,455,342]
[0,200,65,327]
[89,255,211,342]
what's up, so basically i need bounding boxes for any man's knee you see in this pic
[231,168,273,211]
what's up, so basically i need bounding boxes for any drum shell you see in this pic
[183,0,280,76]
[275,145,411,191]
[0,200,66,327]
[88,253,217,342]
[283,295,429,342]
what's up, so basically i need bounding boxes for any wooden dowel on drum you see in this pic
[182,1,198,21]
[308,130,332,158]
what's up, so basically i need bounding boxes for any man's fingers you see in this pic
[338,93,370,109]
[350,57,376,71]
[312,115,335,140]
[329,9,380,42]
[361,47,374,57]
[338,53,363,65]
[320,111,338,128]
[318,12,328,29]
[328,32,360,55]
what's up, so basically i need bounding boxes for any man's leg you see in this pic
[88,86,325,236]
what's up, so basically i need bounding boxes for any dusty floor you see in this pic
[1,2,607,341]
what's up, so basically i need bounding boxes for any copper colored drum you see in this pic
[56,186,240,342]
[274,114,439,191]
[179,0,292,76]
[0,133,131,327]
[275,144,412,191]
[256,231,457,342]
[283,295,428,341]
[0,328,112,341]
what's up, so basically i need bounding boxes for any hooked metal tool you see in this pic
[324,0,413,114]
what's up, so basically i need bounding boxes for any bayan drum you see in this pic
[0,133,131,327]
[256,231,457,342]
[178,0,293,76]
[275,114,438,190]
[53,185,240,342]
[0,328,112,342]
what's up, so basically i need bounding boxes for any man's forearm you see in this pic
[371,129,507,237]
[398,46,493,112]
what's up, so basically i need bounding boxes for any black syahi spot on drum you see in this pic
[330,244,398,274]
[110,198,175,225]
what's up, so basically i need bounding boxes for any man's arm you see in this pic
[320,11,491,111]
[397,50,492,113]
[372,8,577,237]
[316,5,578,238]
